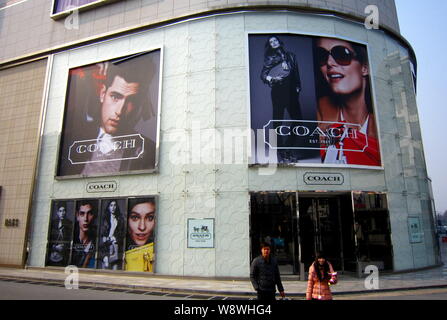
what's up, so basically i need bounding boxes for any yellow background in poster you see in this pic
[124,242,154,272]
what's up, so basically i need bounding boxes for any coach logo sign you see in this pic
[68,134,144,165]
[86,181,118,193]
[304,173,344,185]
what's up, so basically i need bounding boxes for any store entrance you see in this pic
[298,193,355,272]
[250,191,356,276]
[250,191,392,276]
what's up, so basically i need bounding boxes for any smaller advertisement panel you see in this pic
[97,199,127,270]
[187,219,214,248]
[71,199,99,268]
[46,201,75,267]
[408,217,423,243]
[46,196,158,272]
[124,197,157,272]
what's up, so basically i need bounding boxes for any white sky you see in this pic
[395,0,447,215]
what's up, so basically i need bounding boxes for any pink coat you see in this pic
[306,262,336,300]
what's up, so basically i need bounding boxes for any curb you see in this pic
[1,274,447,299]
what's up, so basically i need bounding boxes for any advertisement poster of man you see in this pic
[46,201,74,267]
[57,49,161,178]
[125,197,156,272]
[71,200,98,268]
[249,34,381,167]
[97,199,126,270]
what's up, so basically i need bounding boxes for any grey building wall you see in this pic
[0,0,399,63]
[2,0,438,274]
[26,11,437,275]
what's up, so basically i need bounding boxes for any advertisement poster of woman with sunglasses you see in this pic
[314,37,380,166]
[249,34,381,167]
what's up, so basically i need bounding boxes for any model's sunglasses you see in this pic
[316,46,356,66]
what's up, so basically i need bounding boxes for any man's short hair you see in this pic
[104,53,155,121]
[76,200,96,215]
[260,242,271,250]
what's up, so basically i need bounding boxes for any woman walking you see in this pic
[306,252,337,300]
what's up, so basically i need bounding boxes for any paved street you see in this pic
[336,287,447,300]
[0,240,444,301]
[0,279,187,300]
[2,278,447,301]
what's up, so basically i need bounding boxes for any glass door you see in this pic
[250,192,298,275]
[298,196,344,271]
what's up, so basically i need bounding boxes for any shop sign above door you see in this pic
[304,173,344,185]
[86,181,118,193]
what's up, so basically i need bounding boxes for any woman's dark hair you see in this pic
[101,200,124,239]
[126,198,156,250]
[128,198,156,214]
[314,38,373,114]
[264,35,285,58]
[312,252,330,281]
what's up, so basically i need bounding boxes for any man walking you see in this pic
[250,242,285,301]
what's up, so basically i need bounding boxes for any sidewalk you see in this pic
[1,263,446,298]
[1,241,446,299]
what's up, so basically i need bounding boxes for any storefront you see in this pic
[0,1,438,277]
[250,190,393,278]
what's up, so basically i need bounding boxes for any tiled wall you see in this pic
[0,58,47,266]
[0,0,399,63]
[27,11,435,276]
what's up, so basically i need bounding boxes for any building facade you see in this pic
[0,0,440,277]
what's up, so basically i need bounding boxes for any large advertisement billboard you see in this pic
[249,34,381,167]
[57,49,161,178]
[46,196,157,272]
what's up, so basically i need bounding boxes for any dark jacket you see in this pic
[260,49,301,90]
[47,218,73,266]
[97,208,126,267]
[250,255,284,293]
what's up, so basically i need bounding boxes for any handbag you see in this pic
[328,272,338,285]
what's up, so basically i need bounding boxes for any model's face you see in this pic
[128,202,156,246]
[108,201,117,214]
[57,207,66,220]
[100,75,140,135]
[269,37,280,49]
[261,247,271,259]
[318,257,326,265]
[76,204,94,233]
[318,38,368,96]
